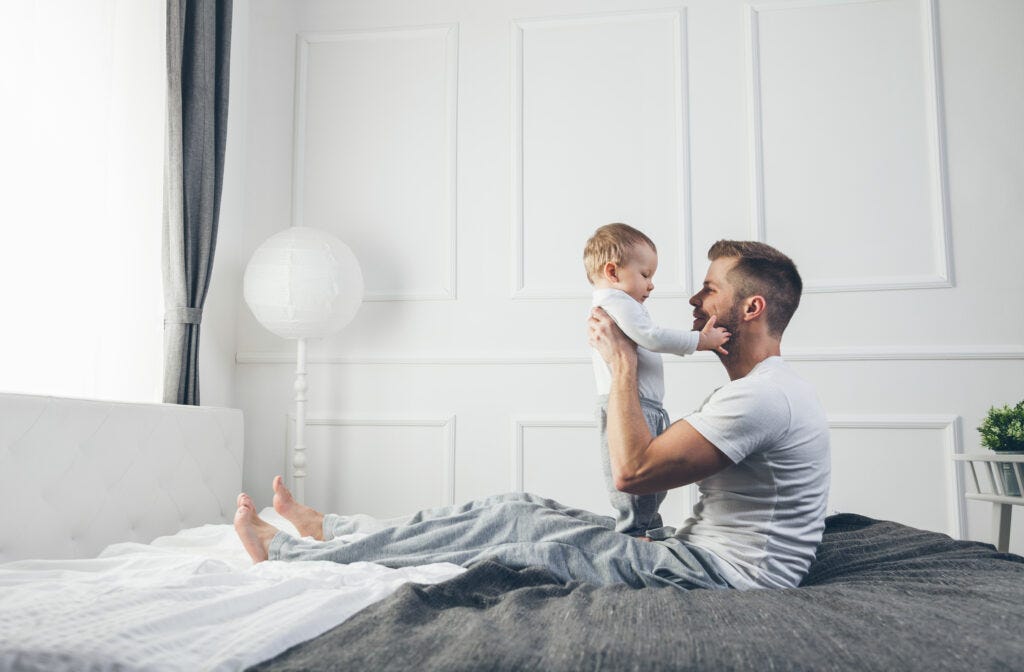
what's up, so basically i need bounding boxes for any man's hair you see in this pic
[583,223,656,284]
[708,240,803,337]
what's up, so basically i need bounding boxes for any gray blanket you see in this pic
[249,514,1024,671]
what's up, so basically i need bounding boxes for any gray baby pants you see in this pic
[267,492,734,591]
[597,395,670,536]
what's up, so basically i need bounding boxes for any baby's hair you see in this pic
[583,223,656,284]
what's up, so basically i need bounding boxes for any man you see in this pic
[235,240,830,591]
[593,240,830,589]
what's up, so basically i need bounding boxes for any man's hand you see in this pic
[588,307,638,372]
[592,308,734,494]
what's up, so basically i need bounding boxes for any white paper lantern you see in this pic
[243,227,364,339]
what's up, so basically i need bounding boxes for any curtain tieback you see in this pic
[165,307,203,325]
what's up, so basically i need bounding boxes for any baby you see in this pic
[584,223,730,536]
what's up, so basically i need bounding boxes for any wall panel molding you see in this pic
[292,24,459,301]
[510,9,692,299]
[745,0,953,293]
[511,417,596,491]
[239,345,1024,365]
[827,413,965,537]
[287,414,457,505]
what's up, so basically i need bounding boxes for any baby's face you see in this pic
[615,243,658,303]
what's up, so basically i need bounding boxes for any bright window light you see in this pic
[0,1,165,402]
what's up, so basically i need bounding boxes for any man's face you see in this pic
[689,257,741,334]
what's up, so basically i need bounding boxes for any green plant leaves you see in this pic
[978,400,1024,452]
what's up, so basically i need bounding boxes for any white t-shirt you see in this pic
[675,356,831,590]
[591,288,699,402]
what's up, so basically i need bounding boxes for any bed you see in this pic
[0,393,463,671]
[249,513,1024,671]
[2,393,1023,671]
[0,392,244,564]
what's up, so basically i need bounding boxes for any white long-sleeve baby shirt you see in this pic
[591,288,700,402]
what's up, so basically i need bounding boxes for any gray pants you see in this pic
[598,395,670,536]
[267,492,733,591]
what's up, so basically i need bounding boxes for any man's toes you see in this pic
[237,493,256,512]
[273,476,292,501]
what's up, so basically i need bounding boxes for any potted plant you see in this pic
[978,400,1024,496]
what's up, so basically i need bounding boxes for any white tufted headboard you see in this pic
[0,392,243,563]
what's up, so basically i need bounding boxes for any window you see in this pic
[0,1,165,401]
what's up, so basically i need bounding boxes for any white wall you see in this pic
[230,0,1024,553]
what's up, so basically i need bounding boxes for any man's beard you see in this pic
[700,302,743,362]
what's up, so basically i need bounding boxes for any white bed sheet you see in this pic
[0,509,465,671]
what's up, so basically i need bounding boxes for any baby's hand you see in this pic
[697,315,730,355]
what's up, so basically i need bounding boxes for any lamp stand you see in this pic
[292,336,308,503]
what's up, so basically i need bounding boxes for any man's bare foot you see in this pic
[234,493,280,563]
[272,475,325,540]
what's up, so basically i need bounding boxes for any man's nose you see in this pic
[689,293,699,307]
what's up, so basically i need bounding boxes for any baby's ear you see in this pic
[603,261,619,282]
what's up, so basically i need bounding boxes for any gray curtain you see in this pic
[162,0,232,405]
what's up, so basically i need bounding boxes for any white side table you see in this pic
[953,453,1024,552]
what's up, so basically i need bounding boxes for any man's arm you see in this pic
[589,307,733,494]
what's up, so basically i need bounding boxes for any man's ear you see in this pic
[603,261,620,283]
[743,295,766,322]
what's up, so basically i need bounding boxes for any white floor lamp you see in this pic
[242,227,364,503]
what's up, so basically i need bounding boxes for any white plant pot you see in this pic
[994,451,1024,497]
